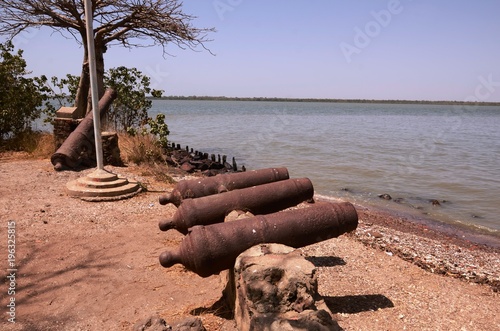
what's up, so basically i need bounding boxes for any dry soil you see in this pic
[0,156,499,331]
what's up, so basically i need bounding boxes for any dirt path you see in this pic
[1,157,499,330]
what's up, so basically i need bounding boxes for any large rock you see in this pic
[233,244,341,331]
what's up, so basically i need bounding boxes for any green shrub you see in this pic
[0,41,52,148]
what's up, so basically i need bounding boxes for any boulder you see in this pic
[233,244,341,331]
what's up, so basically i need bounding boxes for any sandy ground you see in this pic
[0,156,499,331]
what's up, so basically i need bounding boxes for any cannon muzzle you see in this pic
[159,177,314,234]
[159,201,358,277]
[159,167,289,206]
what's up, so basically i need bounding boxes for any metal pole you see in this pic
[84,0,104,170]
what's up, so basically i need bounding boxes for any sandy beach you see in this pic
[0,156,499,330]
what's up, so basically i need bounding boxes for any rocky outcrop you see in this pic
[232,244,341,331]
[165,142,240,175]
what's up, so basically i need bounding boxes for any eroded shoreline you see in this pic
[343,201,500,292]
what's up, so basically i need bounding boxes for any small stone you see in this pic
[172,317,206,331]
[378,194,392,200]
[133,316,171,331]
[225,210,254,222]
[369,231,383,238]
[180,162,195,173]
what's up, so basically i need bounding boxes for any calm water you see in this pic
[150,100,500,237]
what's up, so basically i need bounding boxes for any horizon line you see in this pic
[150,95,500,106]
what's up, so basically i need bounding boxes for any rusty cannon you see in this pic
[159,167,290,206]
[51,88,117,171]
[159,201,358,277]
[159,178,314,234]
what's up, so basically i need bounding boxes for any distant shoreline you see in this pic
[151,95,500,107]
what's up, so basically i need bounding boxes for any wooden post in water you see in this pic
[232,157,238,171]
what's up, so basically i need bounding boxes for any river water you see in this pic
[151,100,500,238]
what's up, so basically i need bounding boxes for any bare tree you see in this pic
[0,0,214,116]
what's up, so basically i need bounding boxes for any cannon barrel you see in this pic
[51,88,117,171]
[159,201,358,277]
[159,178,314,234]
[159,167,289,206]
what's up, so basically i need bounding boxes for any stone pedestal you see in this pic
[102,131,123,166]
[232,244,340,331]
[53,117,81,151]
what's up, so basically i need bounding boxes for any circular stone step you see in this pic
[66,169,141,201]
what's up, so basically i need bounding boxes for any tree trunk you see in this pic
[94,39,106,110]
[74,46,90,119]
[73,40,106,117]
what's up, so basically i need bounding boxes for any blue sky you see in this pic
[6,0,500,101]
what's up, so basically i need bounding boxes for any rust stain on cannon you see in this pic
[159,201,358,277]
[51,88,117,171]
[159,177,314,234]
[159,167,290,206]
